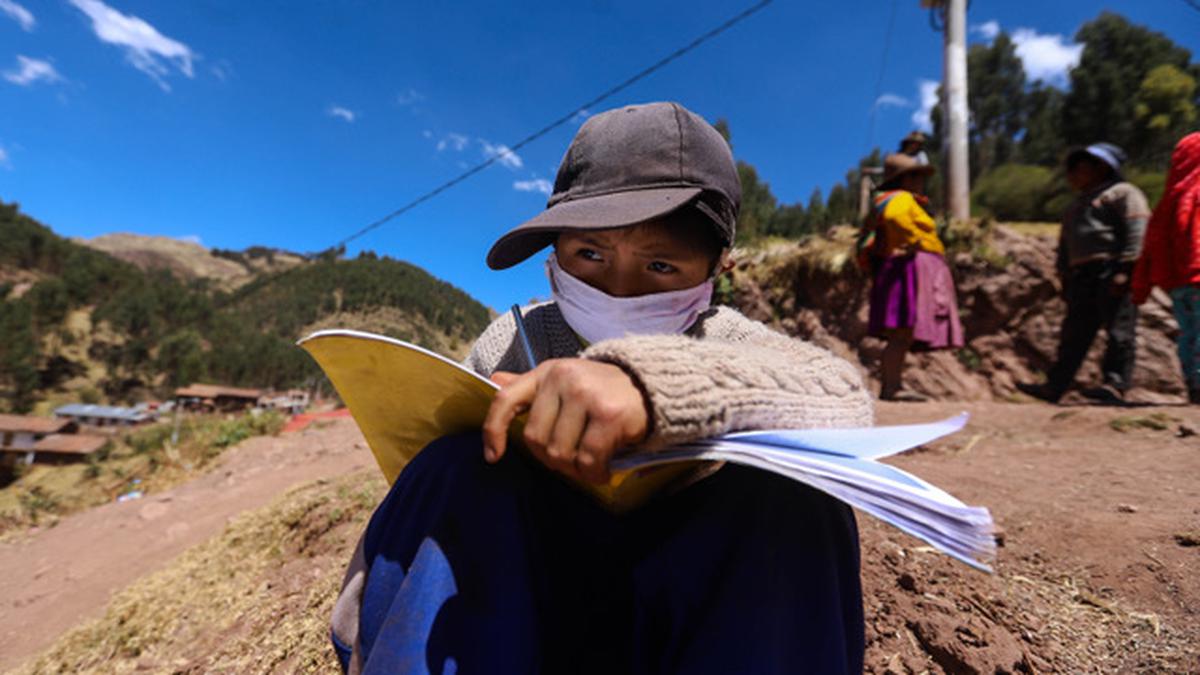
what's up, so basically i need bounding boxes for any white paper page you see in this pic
[723,413,969,460]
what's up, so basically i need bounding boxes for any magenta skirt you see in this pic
[868,251,964,350]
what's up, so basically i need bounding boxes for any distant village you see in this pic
[0,385,313,471]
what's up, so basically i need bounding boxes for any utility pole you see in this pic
[923,0,970,223]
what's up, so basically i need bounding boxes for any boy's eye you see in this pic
[576,248,603,261]
[647,261,677,274]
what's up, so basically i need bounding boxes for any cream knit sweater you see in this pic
[465,302,874,448]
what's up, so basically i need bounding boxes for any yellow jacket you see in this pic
[873,190,944,256]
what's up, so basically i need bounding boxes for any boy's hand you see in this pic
[483,359,649,484]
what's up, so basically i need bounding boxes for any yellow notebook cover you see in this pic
[298,329,692,512]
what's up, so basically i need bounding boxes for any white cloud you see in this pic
[970,20,1000,41]
[1011,28,1082,85]
[513,178,553,196]
[572,109,591,124]
[874,93,911,109]
[177,234,202,245]
[0,0,34,31]
[68,0,195,92]
[396,88,425,106]
[328,105,356,123]
[3,56,62,86]
[0,145,10,169]
[436,132,469,152]
[480,139,523,170]
[210,59,232,82]
[422,129,433,139]
[912,79,940,131]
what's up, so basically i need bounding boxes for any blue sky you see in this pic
[1,1,1198,311]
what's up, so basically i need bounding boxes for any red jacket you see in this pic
[1133,133,1200,304]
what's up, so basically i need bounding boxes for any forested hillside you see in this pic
[0,201,491,413]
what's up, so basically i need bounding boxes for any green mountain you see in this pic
[0,200,492,413]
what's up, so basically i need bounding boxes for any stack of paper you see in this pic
[613,414,996,572]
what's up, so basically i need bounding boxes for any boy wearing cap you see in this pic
[1019,143,1150,404]
[331,102,872,674]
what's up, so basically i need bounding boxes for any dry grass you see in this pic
[1108,412,1178,433]
[1001,222,1059,238]
[80,233,254,290]
[734,227,863,285]
[12,470,386,675]
[302,306,470,360]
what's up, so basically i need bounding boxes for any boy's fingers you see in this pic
[490,371,520,386]
[576,423,616,485]
[482,371,538,462]
[522,386,561,456]
[547,400,587,465]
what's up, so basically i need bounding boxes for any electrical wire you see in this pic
[201,0,776,318]
[333,0,774,252]
[867,0,899,152]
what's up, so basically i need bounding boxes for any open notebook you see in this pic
[298,329,996,571]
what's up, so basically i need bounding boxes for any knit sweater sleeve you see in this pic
[463,311,523,377]
[581,311,874,449]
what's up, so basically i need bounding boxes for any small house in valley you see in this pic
[54,403,155,428]
[259,389,311,415]
[30,434,110,465]
[0,414,107,467]
[0,414,77,452]
[174,384,265,412]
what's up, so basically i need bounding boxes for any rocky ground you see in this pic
[865,401,1199,674]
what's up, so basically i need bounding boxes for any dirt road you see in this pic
[0,419,372,672]
[868,400,1200,672]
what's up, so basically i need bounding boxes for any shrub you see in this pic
[971,164,1057,221]
[1126,168,1166,207]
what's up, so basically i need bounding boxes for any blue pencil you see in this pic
[510,304,539,370]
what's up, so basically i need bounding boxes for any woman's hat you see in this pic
[1066,142,1127,175]
[881,152,935,186]
[486,102,742,270]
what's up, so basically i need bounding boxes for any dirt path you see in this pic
[866,400,1200,672]
[0,419,372,672]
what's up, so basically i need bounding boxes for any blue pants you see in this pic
[338,433,864,674]
[1170,286,1200,391]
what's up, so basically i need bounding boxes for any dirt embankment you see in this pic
[730,223,1186,402]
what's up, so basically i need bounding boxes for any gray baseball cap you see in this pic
[486,102,741,270]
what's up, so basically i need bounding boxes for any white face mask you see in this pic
[546,252,713,344]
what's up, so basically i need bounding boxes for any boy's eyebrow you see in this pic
[630,237,698,260]
[574,234,616,249]
[633,247,693,260]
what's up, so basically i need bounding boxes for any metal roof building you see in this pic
[53,404,154,426]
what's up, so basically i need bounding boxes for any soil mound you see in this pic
[729,223,1185,402]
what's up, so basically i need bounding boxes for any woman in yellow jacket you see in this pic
[863,153,964,400]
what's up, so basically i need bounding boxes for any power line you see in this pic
[1182,0,1200,13]
[867,0,900,152]
[200,0,776,319]
[333,0,774,251]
